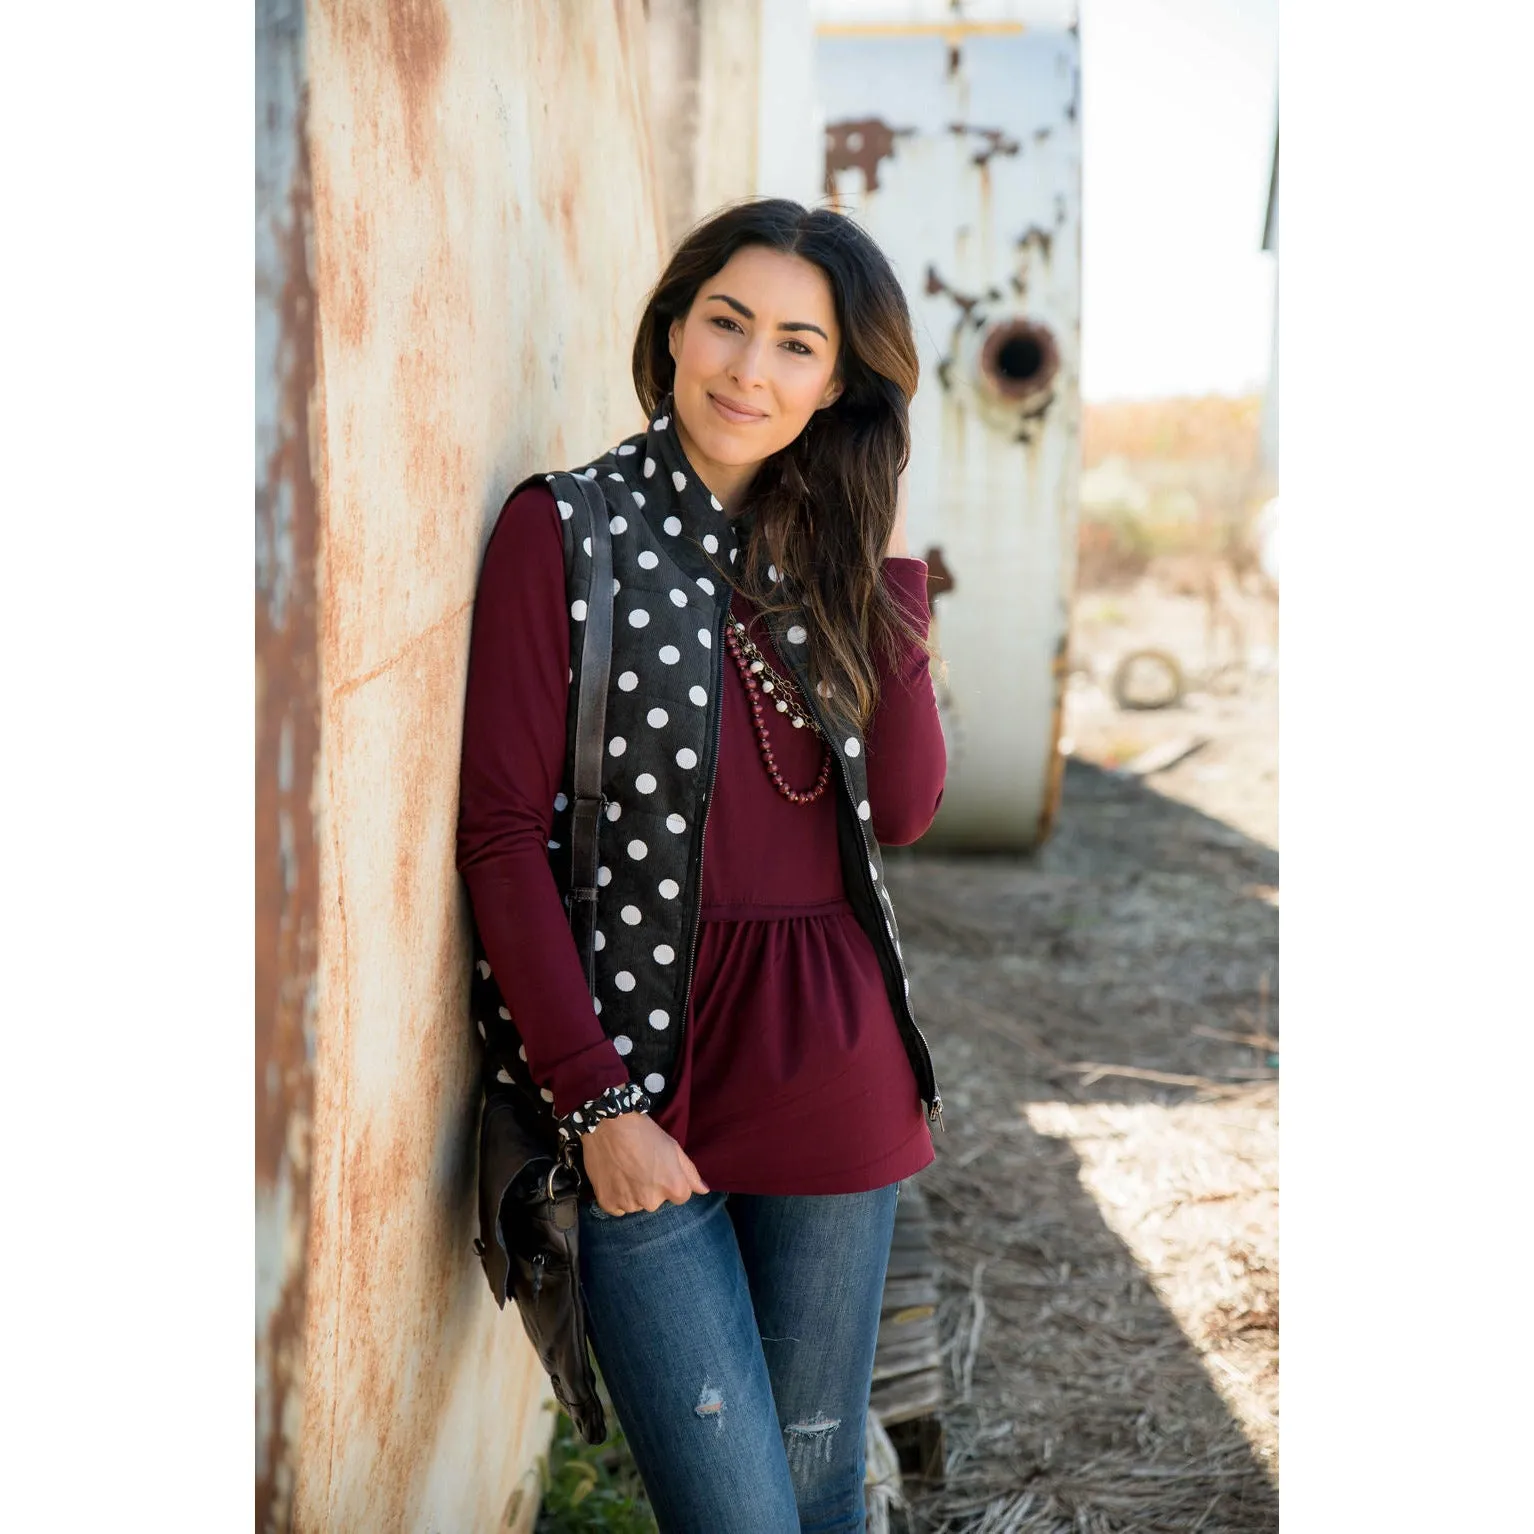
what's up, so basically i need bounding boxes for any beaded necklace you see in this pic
[723,614,832,805]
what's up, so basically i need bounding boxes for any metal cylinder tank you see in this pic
[815,0,1082,850]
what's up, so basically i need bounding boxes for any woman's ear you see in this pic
[820,378,844,409]
[668,316,683,364]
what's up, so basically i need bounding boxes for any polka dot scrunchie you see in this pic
[554,1081,654,1148]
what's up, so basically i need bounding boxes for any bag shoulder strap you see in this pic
[555,472,614,994]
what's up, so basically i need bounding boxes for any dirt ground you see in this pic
[881,576,1279,1533]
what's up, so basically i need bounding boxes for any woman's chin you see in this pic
[705,437,774,469]
[680,417,777,470]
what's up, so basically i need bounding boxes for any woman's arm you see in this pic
[862,553,947,846]
[456,485,631,1114]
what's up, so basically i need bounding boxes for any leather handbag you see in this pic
[472,469,614,1444]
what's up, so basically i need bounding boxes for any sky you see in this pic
[1079,0,1277,400]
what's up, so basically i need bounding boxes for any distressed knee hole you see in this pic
[783,1413,840,1474]
[694,1382,725,1431]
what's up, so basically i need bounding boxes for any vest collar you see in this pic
[581,393,752,564]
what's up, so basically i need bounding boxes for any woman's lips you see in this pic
[708,391,767,425]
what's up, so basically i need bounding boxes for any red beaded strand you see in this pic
[724,617,833,805]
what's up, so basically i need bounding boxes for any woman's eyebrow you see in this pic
[706,292,829,342]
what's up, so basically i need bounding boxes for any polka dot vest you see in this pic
[470,396,941,1125]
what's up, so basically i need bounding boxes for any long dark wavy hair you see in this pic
[632,197,938,734]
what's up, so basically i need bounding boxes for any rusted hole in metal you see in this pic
[998,333,1045,383]
[980,319,1059,401]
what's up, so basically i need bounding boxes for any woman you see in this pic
[457,197,947,1532]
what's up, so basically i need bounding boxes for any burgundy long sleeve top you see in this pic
[456,485,947,1194]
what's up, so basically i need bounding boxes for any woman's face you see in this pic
[666,245,843,501]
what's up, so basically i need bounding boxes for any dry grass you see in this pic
[1025,1091,1278,1466]
[890,1088,1278,1533]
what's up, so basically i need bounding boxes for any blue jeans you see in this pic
[578,1185,901,1533]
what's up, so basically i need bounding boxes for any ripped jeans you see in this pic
[578,1184,901,1533]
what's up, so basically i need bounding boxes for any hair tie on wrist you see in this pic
[556,1081,653,1145]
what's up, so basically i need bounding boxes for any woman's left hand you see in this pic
[886,465,911,559]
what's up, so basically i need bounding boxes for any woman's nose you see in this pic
[729,336,769,389]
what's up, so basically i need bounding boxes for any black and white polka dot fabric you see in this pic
[469,395,940,1125]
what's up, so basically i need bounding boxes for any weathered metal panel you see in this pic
[816,0,1082,849]
[294,2,667,1529]
[756,0,822,204]
[256,2,321,1527]
[647,0,765,247]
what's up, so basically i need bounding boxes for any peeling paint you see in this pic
[946,120,1021,167]
[823,116,912,198]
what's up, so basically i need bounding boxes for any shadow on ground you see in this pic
[883,758,1279,1532]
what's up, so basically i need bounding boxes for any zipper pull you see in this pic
[928,1096,946,1132]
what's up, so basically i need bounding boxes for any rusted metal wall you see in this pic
[282,2,667,1528]
[256,2,322,1527]
[817,0,1082,849]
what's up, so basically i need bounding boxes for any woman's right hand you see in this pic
[581,1112,709,1215]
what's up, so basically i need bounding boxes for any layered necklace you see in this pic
[723,613,832,805]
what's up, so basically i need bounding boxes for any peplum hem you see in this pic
[651,902,933,1192]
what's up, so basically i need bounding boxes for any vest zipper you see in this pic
[667,596,730,1105]
[809,687,945,1131]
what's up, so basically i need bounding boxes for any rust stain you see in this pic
[314,706,356,1526]
[335,201,376,350]
[387,639,465,948]
[330,895,475,1519]
[824,117,911,197]
[946,120,1020,168]
[312,600,483,1524]
[256,5,321,1529]
[1035,632,1072,845]
[1017,222,1054,264]
[396,276,460,556]
[308,117,378,358]
[385,0,451,179]
[925,262,978,317]
[558,182,578,254]
[330,598,473,701]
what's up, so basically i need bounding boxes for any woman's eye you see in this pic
[784,340,812,357]
[711,316,742,333]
